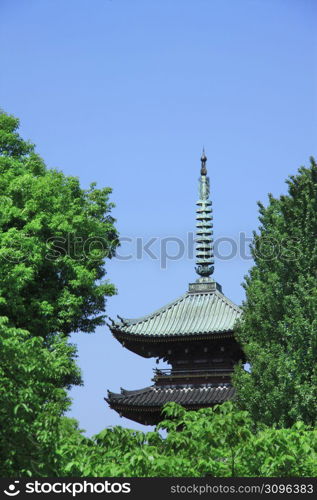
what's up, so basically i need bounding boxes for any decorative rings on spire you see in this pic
[195,150,214,278]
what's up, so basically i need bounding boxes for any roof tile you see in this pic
[107,384,234,408]
[111,289,241,337]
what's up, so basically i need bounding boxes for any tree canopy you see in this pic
[0,111,119,476]
[55,402,317,477]
[233,158,317,427]
[0,111,119,338]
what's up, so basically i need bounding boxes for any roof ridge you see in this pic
[214,289,242,312]
[117,290,241,328]
[121,386,154,395]
[116,292,188,326]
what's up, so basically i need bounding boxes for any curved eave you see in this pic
[108,289,242,343]
[106,384,235,410]
[111,327,235,343]
[107,402,221,413]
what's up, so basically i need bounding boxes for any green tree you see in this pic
[0,316,81,476]
[0,111,119,476]
[233,158,317,427]
[0,111,119,338]
[56,403,317,477]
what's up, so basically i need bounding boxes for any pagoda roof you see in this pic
[107,383,235,409]
[109,281,242,339]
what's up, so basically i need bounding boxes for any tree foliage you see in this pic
[0,111,119,476]
[55,403,317,477]
[0,111,119,338]
[0,316,81,476]
[233,158,317,427]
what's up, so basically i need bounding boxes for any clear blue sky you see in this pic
[1,0,316,435]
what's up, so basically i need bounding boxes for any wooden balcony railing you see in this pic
[153,367,233,381]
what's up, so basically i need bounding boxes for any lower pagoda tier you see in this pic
[106,383,235,426]
[106,278,243,425]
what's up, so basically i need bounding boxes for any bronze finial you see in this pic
[200,148,207,175]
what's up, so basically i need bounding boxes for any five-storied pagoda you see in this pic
[106,152,243,425]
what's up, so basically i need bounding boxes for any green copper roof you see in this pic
[109,280,242,338]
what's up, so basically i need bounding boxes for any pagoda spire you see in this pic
[195,150,214,278]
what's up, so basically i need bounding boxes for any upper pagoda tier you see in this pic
[107,151,243,425]
[108,279,241,351]
[108,151,242,358]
